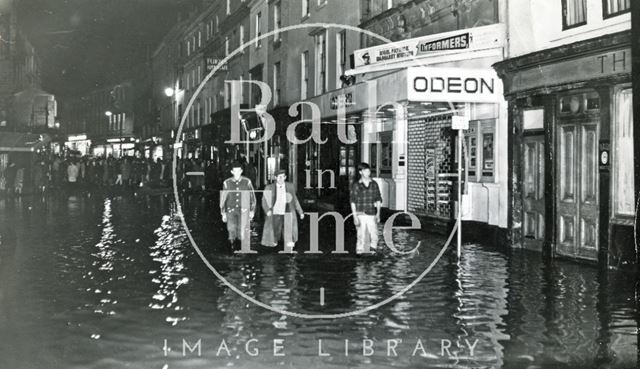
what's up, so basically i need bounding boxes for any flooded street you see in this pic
[0,193,637,369]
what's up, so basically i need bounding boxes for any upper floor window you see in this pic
[226,0,231,15]
[302,0,310,18]
[197,31,202,48]
[336,30,346,89]
[603,0,630,18]
[255,12,262,48]
[273,2,281,42]
[562,0,587,30]
[240,25,245,48]
[318,0,327,7]
[314,31,327,95]
[186,40,191,56]
[301,51,309,100]
[273,62,281,106]
[225,36,230,56]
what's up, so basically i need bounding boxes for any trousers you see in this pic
[356,214,379,252]
[226,211,250,241]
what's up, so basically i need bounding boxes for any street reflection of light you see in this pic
[149,210,189,326]
[82,199,120,320]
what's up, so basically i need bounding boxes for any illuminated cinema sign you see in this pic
[406,67,503,103]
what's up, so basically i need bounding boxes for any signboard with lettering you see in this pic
[505,48,631,95]
[330,92,355,110]
[406,67,503,103]
[205,56,228,72]
[352,23,504,68]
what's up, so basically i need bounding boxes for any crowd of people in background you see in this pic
[0,152,241,197]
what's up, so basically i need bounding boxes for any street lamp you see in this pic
[105,111,113,117]
[164,87,175,97]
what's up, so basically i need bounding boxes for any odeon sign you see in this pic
[407,67,503,103]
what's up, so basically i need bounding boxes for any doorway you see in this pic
[555,92,600,260]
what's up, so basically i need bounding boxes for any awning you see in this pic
[0,132,51,152]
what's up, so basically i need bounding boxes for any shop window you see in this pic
[603,0,630,18]
[613,88,634,217]
[464,120,495,182]
[562,0,587,30]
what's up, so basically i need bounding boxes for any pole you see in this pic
[457,129,462,259]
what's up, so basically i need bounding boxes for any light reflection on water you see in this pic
[0,194,637,369]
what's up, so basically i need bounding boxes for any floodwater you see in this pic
[0,193,637,369]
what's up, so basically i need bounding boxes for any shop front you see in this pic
[345,24,508,239]
[65,134,91,156]
[0,132,51,194]
[298,85,367,211]
[91,137,136,158]
[493,31,633,265]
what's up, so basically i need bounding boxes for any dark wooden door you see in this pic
[522,135,545,250]
[556,119,599,260]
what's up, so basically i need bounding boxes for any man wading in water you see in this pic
[350,162,382,254]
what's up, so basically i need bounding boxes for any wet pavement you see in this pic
[0,192,637,369]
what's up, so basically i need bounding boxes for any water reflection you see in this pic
[149,204,189,326]
[0,194,636,369]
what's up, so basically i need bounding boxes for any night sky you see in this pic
[15,0,182,98]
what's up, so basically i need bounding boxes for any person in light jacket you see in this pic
[260,169,304,250]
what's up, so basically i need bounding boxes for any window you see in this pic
[198,31,202,48]
[224,83,230,108]
[318,0,327,7]
[301,51,309,100]
[603,0,630,18]
[464,120,495,181]
[255,12,262,48]
[192,35,196,52]
[186,40,191,56]
[225,36,230,56]
[314,31,327,95]
[336,31,346,88]
[562,0,587,29]
[215,16,219,32]
[302,0,309,17]
[273,2,281,42]
[192,69,196,90]
[226,0,231,14]
[239,74,244,104]
[197,65,202,84]
[239,25,245,48]
[387,0,393,9]
[273,62,281,106]
[196,100,201,126]
[613,88,634,216]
